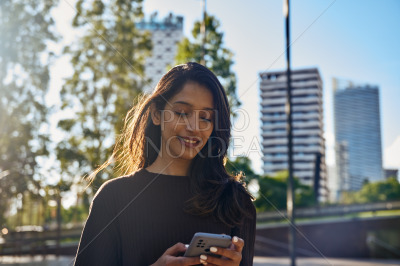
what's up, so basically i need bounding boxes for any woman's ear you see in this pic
[150,103,161,126]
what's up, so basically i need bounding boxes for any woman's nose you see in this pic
[186,114,199,132]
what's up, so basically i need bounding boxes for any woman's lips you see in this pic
[177,136,201,148]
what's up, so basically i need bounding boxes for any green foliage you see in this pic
[226,156,258,182]
[174,15,241,112]
[61,205,88,225]
[255,171,316,212]
[57,0,152,200]
[0,0,57,226]
[225,157,316,212]
[341,178,400,204]
[6,182,90,227]
[255,174,287,211]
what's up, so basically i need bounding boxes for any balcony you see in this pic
[293,113,322,122]
[261,98,286,106]
[263,146,287,154]
[261,106,285,113]
[261,90,286,98]
[292,88,321,96]
[262,138,288,146]
[293,120,322,129]
[292,96,321,105]
[262,128,287,135]
[292,104,322,112]
[261,123,286,130]
[293,145,324,153]
[293,128,323,137]
[293,162,314,170]
[293,137,324,145]
[260,114,287,121]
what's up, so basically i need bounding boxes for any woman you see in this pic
[74,62,256,266]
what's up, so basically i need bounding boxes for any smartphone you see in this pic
[184,232,232,257]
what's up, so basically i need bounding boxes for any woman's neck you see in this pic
[146,156,191,176]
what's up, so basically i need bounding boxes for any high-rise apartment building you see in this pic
[260,68,327,199]
[384,169,398,179]
[137,13,183,92]
[333,80,383,191]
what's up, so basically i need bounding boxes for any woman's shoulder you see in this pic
[92,168,148,201]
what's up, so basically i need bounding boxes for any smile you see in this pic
[182,138,197,144]
[177,136,201,147]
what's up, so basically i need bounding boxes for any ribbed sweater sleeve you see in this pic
[74,182,121,266]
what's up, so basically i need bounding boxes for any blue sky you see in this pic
[50,0,400,176]
[141,0,400,173]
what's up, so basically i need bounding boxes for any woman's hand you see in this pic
[150,242,201,266]
[199,236,244,266]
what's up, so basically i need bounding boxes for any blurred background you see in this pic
[0,0,399,265]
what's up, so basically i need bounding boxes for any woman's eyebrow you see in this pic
[173,101,214,111]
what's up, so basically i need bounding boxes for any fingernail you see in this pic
[200,254,207,260]
[233,236,239,242]
[210,247,217,252]
[200,260,207,265]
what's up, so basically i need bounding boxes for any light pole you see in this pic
[284,0,296,265]
[200,0,207,65]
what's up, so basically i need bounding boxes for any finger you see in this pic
[164,242,187,256]
[200,260,217,266]
[176,256,202,266]
[200,252,241,265]
[206,247,242,261]
[231,236,244,252]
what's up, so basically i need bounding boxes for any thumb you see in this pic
[163,242,187,256]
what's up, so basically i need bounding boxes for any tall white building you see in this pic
[333,79,383,192]
[137,13,183,91]
[260,68,327,200]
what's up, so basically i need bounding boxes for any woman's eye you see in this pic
[175,111,188,116]
[201,117,212,122]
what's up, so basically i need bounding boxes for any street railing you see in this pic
[257,200,400,222]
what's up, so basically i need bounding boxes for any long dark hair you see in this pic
[91,62,253,227]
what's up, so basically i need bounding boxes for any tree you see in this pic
[226,156,259,182]
[57,0,152,203]
[255,171,315,212]
[174,15,241,112]
[255,173,287,212]
[0,0,57,226]
[341,177,400,204]
[225,156,316,212]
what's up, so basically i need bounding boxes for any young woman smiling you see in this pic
[74,62,256,266]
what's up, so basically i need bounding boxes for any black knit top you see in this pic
[74,168,256,265]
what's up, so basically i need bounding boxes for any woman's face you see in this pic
[153,81,215,162]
